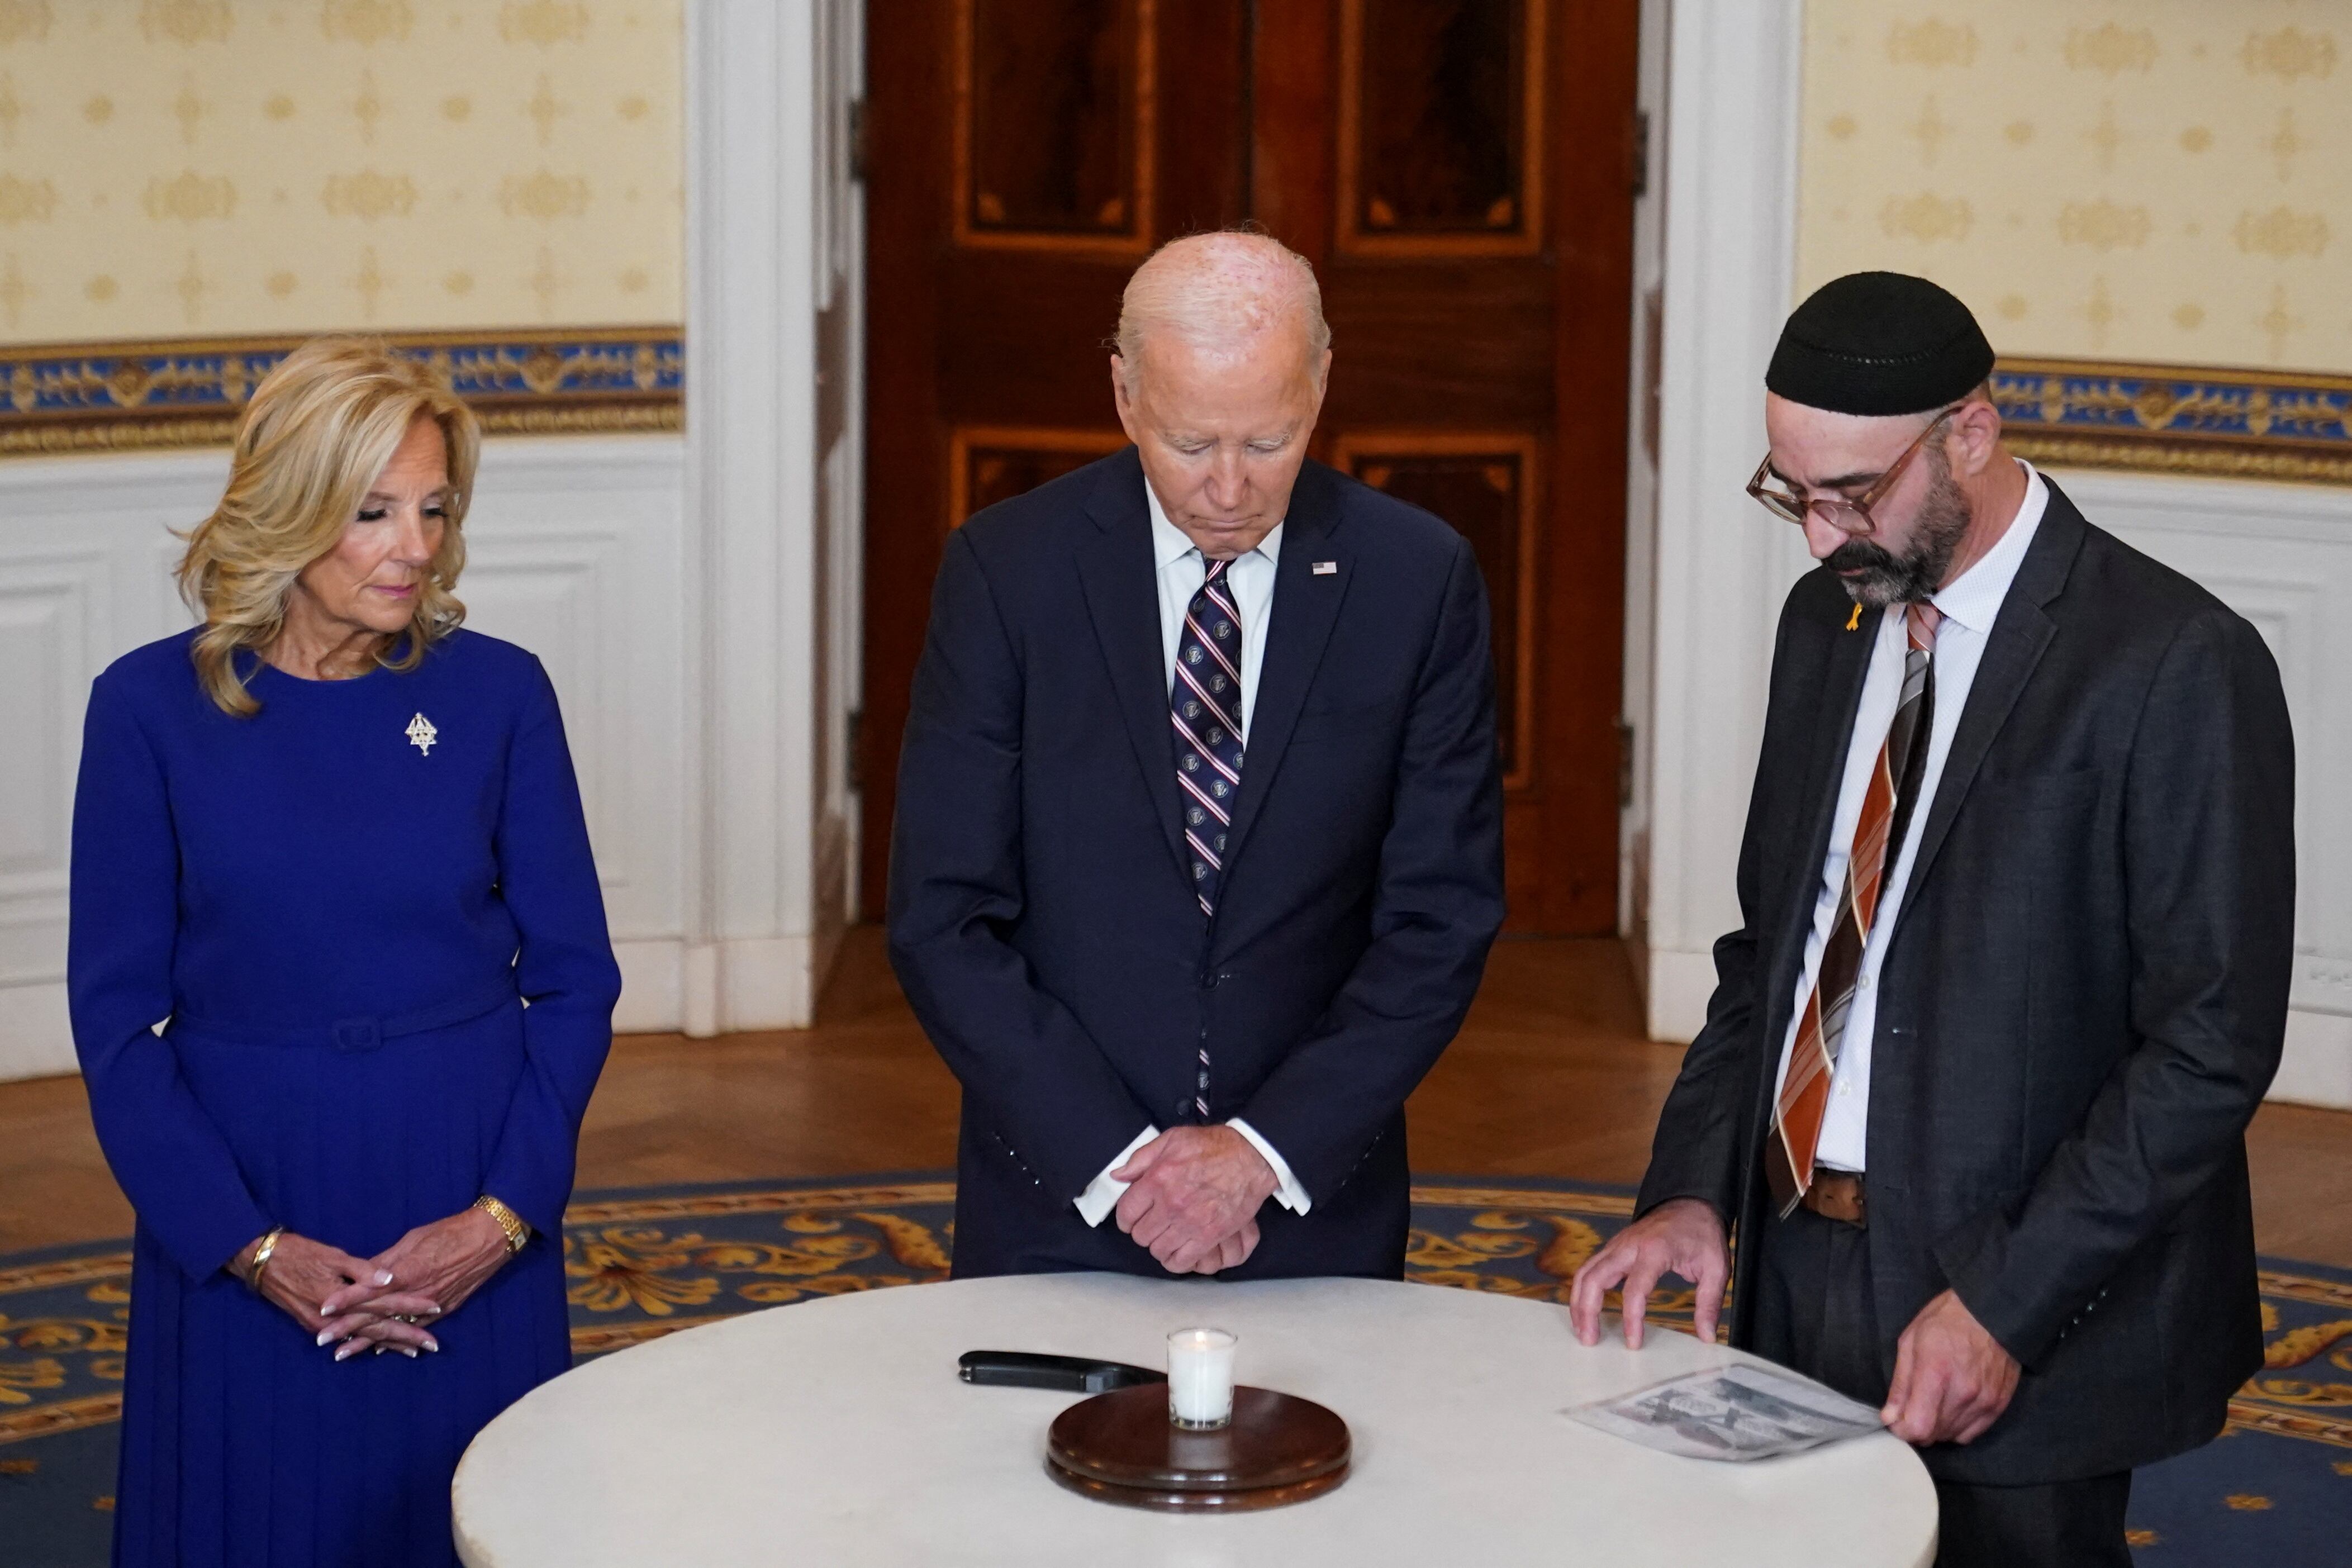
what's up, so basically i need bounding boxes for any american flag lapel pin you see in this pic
[1312,560,1338,576]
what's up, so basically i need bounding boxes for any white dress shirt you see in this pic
[1773,462,2049,1173]
[1072,479,1312,1229]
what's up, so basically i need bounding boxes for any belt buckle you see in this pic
[1809,1172,1868,1228]
[331,1018,382,1053]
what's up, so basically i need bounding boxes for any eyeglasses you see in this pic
[1746,405,1960,536]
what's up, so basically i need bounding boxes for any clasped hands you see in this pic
[1568,1197,2022,1447]
[232,1206,516,1362]
[1110,1124,1278,1275]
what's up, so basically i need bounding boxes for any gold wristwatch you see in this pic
[473,1194,531,1255]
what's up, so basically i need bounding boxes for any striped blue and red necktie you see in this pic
[1172,558,1247,922]
[1171,557,1246,1120]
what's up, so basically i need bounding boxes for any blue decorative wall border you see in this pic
[1994,358,2352,486]
[0,328,682,456]
[7,335,2339,484]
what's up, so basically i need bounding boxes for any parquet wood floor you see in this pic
[6,928,2349,1268]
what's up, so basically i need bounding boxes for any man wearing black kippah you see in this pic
[1572,272,2296,1565]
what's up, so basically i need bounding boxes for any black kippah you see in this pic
[1765,271,1995,416]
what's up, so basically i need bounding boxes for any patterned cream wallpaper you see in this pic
[1799,2,2352,374]
[0,0,681,344]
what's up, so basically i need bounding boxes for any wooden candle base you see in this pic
[1046,1384,1351,1513]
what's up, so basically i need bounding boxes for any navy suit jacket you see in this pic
[887,447,1505,1279]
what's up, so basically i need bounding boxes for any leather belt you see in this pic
[171,977,518,1053]
[1800,1170,1868,1228]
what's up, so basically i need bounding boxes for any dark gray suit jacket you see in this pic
[1638,478,2296,1485]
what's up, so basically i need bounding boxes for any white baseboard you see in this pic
[1643,945,1716,1045]
[2273,1009,2352,1110]
[626,934,833,1038]
[0,982,74,1082]
[613,939,685,1036]
[618,935,839,1038]
[712,936,815,1035]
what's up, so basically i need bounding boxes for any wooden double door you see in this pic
[863,0,1640,934]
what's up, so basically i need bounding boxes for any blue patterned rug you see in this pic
[3,1174,2347,1564]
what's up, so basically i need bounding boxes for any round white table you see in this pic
[454,1275,1936,1566]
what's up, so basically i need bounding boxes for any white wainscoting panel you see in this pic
[0,436,687,1080]
[2066,468,2352,1109]
[0,451,224,1077]
[0,553,106,985]
[462,440,689,957]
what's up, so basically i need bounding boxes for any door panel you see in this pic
[1338,0,1544,255]
[948,427,1133,534]
[1328,433,1537,787]
[954,0,1154,252]
[865,0,1636,934]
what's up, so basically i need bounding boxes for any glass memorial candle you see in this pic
[1166,1327,1238,1429]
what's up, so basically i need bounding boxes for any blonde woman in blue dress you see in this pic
[69,338,620,1567]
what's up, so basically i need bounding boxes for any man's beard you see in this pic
[1824,452,1972,609]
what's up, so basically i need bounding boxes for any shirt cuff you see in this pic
[1227,1118,1312,1215]
[1075,1126,1159,1227]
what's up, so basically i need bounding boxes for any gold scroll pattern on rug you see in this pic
[8,1182,2352,1453]
[2236,1272,2352,1447]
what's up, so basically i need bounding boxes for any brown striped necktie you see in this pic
[1765,601,1942,1217]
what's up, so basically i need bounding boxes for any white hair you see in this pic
[1114,230,1331,396]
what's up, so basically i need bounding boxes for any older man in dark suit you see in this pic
[888,232,1505,1281]
[1572,273,2295,1567]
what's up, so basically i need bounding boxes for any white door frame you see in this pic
[677,0,864,1034]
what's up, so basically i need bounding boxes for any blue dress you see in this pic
[68,628,621,1568]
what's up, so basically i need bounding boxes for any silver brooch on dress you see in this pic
[406,713,438,756]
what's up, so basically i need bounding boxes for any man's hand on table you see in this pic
[1567,1197,1729,1349]
[1111,1125,1277,1275]
[1881,1289,2019,1446]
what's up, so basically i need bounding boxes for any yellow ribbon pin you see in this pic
[1846,602,1863,631]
